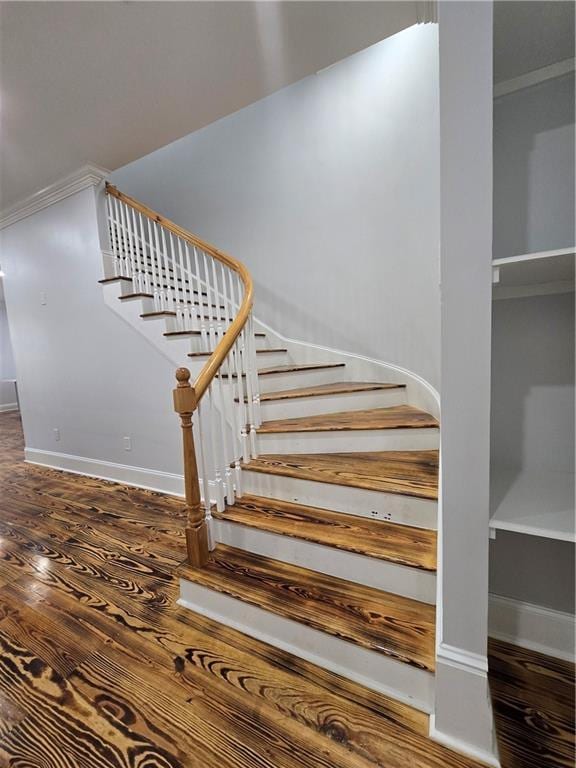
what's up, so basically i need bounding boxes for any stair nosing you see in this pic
[258,382,407,402]
[218,363,346,379]
[257,405,439,434]
[213,495,437,571]
[241,451,439,500]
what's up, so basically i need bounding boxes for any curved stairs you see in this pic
[100,232,440,718]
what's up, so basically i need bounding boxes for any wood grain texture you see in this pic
[218,362,346,379]
[140,310,177,318]
[257,405,439,434]
[0,411,488,768]
[255,381,406,402]
[181,544,436,670]
[189,348,287,357]
[213,494,437,570]
[489,639,575,768]
[242,451,439,499]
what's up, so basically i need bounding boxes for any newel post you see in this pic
[173,368,209,567]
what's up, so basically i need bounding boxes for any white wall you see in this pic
[112,23,441,391]
[493,73,575,259]
[0,290,18,410]
[0,186,184,487]
[491,292,575,474]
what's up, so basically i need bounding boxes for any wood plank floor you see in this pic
[0,411,571,766]
[489,639,575,768]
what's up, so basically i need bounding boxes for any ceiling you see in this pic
[2,1,573,213]
[494,1,575,82]
[0,1,419,211]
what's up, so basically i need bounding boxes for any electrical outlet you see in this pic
[53,428,60,442]
[123,436,131,451]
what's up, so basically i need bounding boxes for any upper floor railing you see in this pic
[105,183,260,566]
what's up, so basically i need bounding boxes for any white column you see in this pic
[433,3,498,766]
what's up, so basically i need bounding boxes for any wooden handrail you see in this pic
[106,182,253,402]
[105,182,256,568]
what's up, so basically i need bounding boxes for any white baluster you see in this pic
[106,195,121,277]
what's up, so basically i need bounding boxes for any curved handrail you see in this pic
[106,182,253,402]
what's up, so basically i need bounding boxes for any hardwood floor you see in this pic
[0,411,572,767]
[489,639,575,768]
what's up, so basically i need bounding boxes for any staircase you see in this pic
[99,184,439,718]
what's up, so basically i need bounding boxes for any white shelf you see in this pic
[492,247,575,299]
[490,468,575,542]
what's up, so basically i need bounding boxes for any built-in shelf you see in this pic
[490,468,575,542]
[492,247,575,299]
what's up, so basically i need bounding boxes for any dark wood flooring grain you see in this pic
[180,544,436,670]
[489,638,575,768]
[0,410,488,767]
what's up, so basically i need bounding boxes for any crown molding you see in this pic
[416,1,438,24]
[0,163,110,230]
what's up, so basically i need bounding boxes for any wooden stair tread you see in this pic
[213,495,437,570]
[258,381,406,402]
[164,330,202,337]
[120,292,154,300]
[189,348,287,358]
[242,451,439,499]
[219,363,345,379]
[258,405,438,434]
[98,276,133,284]
[140,311,177,318]
[182,544,435,670]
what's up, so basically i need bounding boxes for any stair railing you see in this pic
[105,183,260,567]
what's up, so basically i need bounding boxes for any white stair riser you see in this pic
[212,519,436,604]
[259,388,407,420]
[257,368,347,392]
[257,428,439,454]
[240,470,437,529]
[178,583,434,713]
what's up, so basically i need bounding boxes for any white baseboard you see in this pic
[432,643,500,767]
[24,447,184,497]
[489,593,575,662]
[429,715,500,768]
[0,402,18,413]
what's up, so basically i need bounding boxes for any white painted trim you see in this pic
[493,280,575,301]
[494,58,575,99]
[492,246,575,267]
[437,642,488,677]
[0,403,18,413]
[489,594,575,663]
[253,317,440,414]
[429,715,501,768]
[0,163,110,230]
[24,447,184,497]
